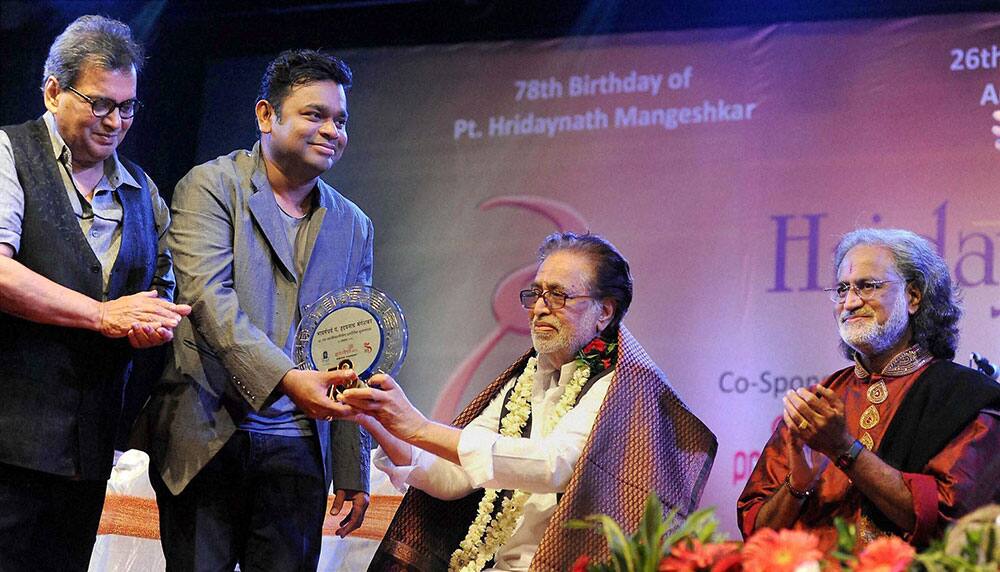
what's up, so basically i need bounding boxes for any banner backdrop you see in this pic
[195,13,1000,535]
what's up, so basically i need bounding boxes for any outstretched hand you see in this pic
[280,369,358,420]
[339,373,427,441]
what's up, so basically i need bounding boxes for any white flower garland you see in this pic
[448,356,593,572]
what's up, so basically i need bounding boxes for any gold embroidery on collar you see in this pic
[854,345,933,379]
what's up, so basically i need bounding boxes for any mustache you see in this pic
[840,309,875,322]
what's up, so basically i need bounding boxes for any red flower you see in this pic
[710,551,744,572]
[741,529,823,572]
[855,536,915,572]
[601,358,612,369]
[571,554,591,572]
[584,338,607,354]
[659,540,740,572]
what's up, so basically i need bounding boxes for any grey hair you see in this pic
[42,15,144,89]
[833,228,962,359]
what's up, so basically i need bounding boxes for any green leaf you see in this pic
[639,492,665,550]
[663,507,718,548]
[585,514,638,572]
[698,520,719,543]
[832,516,856,562]
[565,494,729,571]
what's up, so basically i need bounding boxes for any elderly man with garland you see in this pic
[340,232,717,572]
[738,228,1000,549]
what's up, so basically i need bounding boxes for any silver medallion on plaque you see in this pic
[294,285,408,395]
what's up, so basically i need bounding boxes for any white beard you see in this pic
[531,320,573,359]
[531,304,601,364]
[839,293,910,356]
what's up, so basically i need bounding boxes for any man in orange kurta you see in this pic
[738,228,1000,549]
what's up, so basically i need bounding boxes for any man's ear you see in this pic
[255,99,275,134]
[597,299,615,332]
[906,281,922,315]
[43,77,61,114]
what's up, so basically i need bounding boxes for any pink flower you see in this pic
[855,536,915,572]
[741,529,823,572]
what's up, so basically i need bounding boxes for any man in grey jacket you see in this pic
[133,50,372,571]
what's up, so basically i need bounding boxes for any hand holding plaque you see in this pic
[293,285,408,399]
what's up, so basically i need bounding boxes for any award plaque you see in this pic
[293,285,408,394]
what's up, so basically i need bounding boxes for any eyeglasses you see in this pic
[823,279,902,303]
[519,288,593,309]
[65,85,141,119]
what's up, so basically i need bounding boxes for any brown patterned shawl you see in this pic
[368,326,718,571]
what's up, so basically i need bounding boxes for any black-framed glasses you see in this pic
[65,85,141,119]
[519,288,593,309]
[823,279,902,303]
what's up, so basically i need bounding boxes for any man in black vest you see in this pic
[739,228,1000,549]
[0,15,190,572]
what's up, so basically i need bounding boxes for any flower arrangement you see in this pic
[567,495,1000,572]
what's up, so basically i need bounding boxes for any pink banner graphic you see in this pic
[193,12,1000,535]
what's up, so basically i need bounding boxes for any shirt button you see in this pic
[91,230,99,237]
[90,264,100,273]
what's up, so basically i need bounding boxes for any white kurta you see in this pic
[374,360,613,571]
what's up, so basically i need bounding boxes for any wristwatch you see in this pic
[835,439,864,472]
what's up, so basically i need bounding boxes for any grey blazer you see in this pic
[132,144,373,495]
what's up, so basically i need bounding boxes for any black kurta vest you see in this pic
[0,117,157,481]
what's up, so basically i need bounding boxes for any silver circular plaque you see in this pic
[294,285,408,381]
